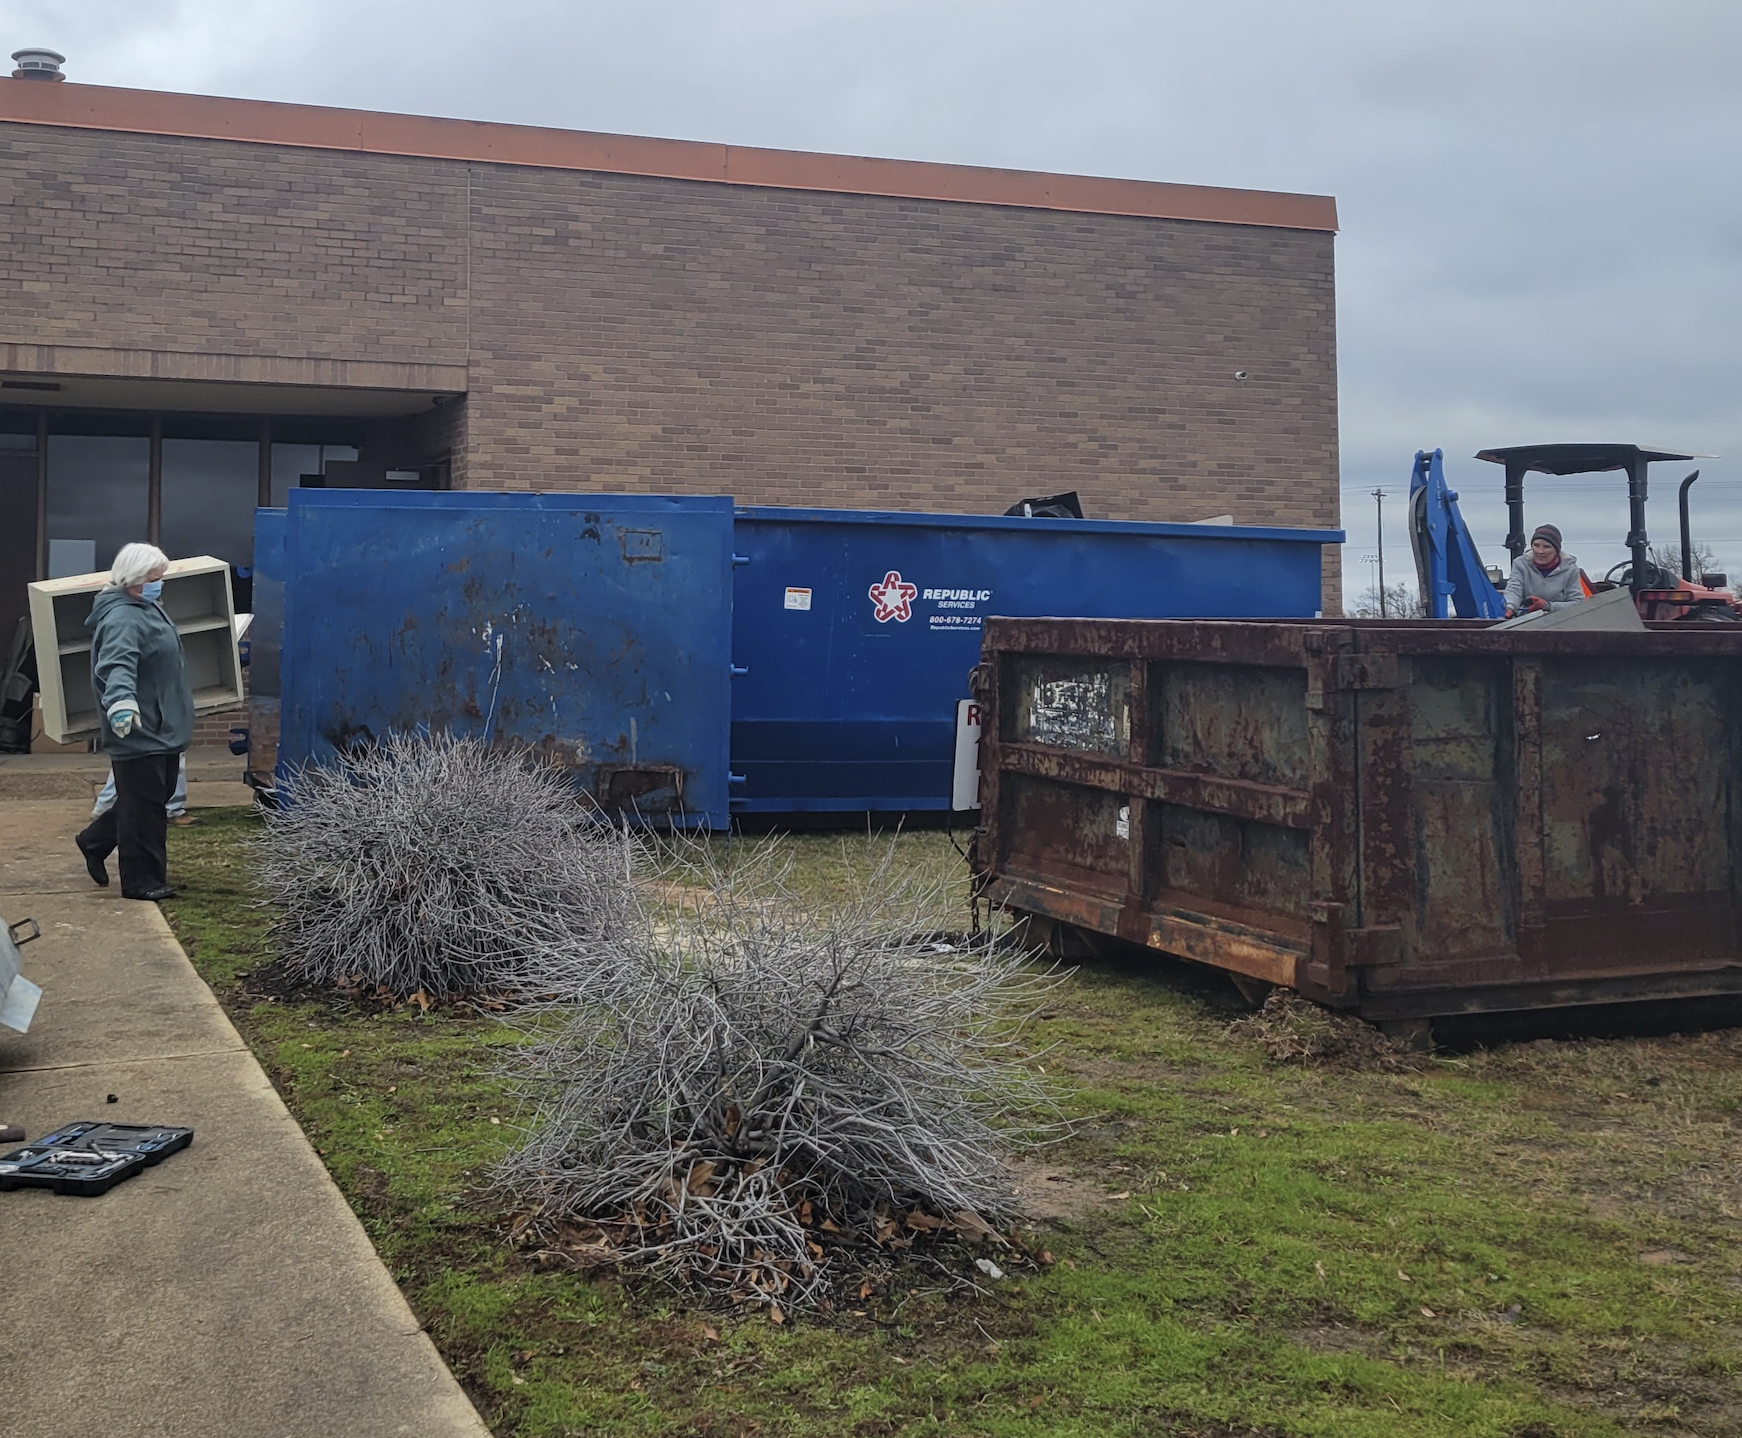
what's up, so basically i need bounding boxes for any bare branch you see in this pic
[493,831,1065,1309]
[255,732,636,1000]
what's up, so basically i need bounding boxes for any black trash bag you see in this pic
[1002,491,1084,520]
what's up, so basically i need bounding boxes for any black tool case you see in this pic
[0,1121,193,1196]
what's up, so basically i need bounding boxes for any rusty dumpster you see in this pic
[970,618,1742,1019]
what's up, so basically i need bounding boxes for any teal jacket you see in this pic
[87,587,195,759]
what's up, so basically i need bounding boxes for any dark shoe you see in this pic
[123,886,178,902]
[0,1124,24,1145]
[77,841,110,888]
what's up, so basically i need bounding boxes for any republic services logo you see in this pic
[868,570,918,623]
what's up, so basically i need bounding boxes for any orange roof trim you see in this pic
[0,79,1338,233]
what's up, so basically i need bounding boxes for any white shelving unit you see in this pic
[27,556,243,744]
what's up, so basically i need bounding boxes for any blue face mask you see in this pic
[140,579,164,602]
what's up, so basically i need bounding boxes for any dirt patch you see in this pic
[1227,990,1418,1072]
[1008,1158,1117,1221]
[1290,1313,1742,1437]
[237,954,505,1018]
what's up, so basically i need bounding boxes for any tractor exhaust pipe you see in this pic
[1679,470,1700,581]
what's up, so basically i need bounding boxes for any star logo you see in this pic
[868,569,918,623]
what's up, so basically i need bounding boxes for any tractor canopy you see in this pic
[1475,442,1714,592]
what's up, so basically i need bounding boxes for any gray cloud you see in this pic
[13,0,1741,594]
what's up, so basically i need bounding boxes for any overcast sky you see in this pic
[13,0,1742,601]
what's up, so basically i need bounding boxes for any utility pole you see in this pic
[1371,488,1387,617]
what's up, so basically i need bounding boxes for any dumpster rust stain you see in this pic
[379,595,684,809]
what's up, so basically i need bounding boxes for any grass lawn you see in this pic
[165,806,1742,1437]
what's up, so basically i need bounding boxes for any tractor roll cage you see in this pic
[1475,443,1705,593]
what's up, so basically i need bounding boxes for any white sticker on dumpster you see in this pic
[952,699,983,811]
[784,587,812,611]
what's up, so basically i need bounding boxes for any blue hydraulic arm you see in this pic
[1408,449,1506,619]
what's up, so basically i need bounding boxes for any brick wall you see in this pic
[0,122,1340,606]
[0,125,468,364]
[188,661,249,749]
[189,703,246,749]
[464,166,1340,601]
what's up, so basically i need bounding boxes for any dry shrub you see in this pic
[493,836,1061,1311]
[256,732,635,999]
[1228,989,1417,1072]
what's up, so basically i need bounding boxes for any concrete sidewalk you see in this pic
[0,786,491,1436]
[0,744,251,803]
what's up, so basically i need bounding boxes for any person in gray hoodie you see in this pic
[73,543,195,900]
[1503,524,1586,618]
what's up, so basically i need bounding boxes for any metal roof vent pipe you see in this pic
[11,48,66,81]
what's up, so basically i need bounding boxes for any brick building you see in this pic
[0,73,1341,659]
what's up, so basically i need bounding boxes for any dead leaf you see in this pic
[702,1325,720,1342]
[905,1210,944,1232]
[1038,1251,1056,1266]
[859,1280,874,1300]
[1109,1191,1132,1200]
[1397,1270,1411,1282]
[1420,1306,1436,1318]
[952,1208,997,1241]
[409,990,431,1012]
[768,1305,785,1325]
[1314,1261,1326,1280]
[1028,1394,1046,1409]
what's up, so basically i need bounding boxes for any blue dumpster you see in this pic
[728,506,1341,813]
[266,490,1340,823]
[276,489,736,827]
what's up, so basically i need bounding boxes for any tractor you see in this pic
[1408,442,1740,622]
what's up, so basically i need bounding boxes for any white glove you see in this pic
[109,707,138,739]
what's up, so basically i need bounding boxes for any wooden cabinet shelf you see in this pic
[28,557,243,744]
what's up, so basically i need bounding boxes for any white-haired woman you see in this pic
[73,543,194,900]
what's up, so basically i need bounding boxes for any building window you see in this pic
[46,435,149,573]
[161,437,258,569]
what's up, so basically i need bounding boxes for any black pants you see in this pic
[77,752,181,897]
